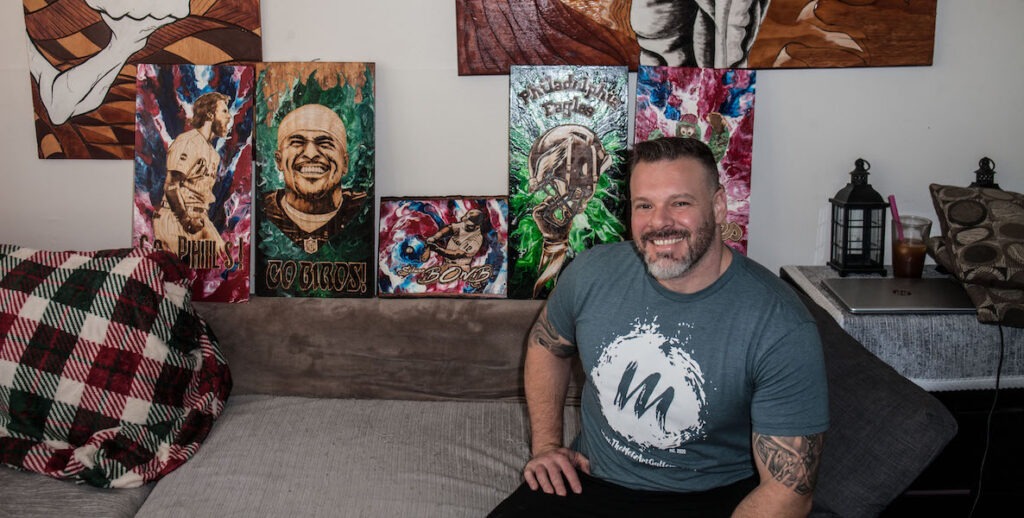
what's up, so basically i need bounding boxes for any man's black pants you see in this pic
[488,472,758,518]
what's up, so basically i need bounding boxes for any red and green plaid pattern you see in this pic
[0,245,231,487]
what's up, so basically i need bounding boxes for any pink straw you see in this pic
[888,195,904,241]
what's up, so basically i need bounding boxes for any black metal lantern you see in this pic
[969,157,1001,190]
[828,159,888,277]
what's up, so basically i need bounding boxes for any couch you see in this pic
[2,274,958,517]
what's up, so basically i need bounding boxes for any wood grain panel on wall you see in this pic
[456,0,936,75]
[456,0,639,75]
[24,0,262,160]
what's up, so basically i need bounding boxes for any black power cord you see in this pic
[967,323,1005,518]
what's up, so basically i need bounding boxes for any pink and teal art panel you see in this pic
[508,65,629,300]
[133,63,254,303]
[254,62,376,298]
[635,66,756,254]
[378,197,508,298]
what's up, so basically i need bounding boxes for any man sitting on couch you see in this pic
[490,137,830,517]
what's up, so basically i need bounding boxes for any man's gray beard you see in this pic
[646,252,694,280]
[638,219,717,280]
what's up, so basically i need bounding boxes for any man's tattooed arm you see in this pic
[528,308,576,358]
[752,432,825,495]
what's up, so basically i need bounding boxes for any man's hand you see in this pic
[88,0,190,52]
[532,200,569,240]
[523,446,591,496]
[96,0,189,52]
[30,0,190,125]
[85,0,190,21]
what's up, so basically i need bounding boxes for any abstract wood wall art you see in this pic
[24,0,262,159]
[635,66,756,254]
[457,0,639,75]
[508,65,629,299]
[254,62,376,298]
[456,0,937,75]
[133,64,254,303]
[378,197,509,298]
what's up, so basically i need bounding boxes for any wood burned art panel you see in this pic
[378,197,509,298]
[24,0,262,159]
[749,0,937,68]
[508,65,629,300]
[456,0,639,75]
[456,0,936,75]
[254,62,376,298]
[635,66,756,255]
[133,64,254,303]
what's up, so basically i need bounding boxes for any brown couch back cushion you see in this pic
[195,297,585,401]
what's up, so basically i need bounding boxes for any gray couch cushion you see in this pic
[0,467,153,518]
[800,293,958,517]
[137,394,581,518]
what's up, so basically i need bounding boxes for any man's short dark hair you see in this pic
[190,92,230,126]
[629,137,720,191]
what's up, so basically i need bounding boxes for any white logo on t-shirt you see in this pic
[591,317,707,454]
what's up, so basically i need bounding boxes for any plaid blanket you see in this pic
[0,245,231,487]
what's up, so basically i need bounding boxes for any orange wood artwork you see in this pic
[24,0,263,160]
[455,0,937,75]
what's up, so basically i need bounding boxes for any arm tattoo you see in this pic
[529,311,576,358]
[753,433,824,495]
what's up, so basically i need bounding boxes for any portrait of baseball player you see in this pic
[152,91,231,266]
[425,209,488,269]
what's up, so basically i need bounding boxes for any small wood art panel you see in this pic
[132,63,254,303]
[254,62,376,298]
[508,65,629,299]
[635,66,756,254]
[378,197,509,298]
[24,0,262,159]
[456,0,937,75]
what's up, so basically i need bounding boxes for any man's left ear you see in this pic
[714,187,728,224]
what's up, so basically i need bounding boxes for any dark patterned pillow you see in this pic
[926,235,955,273]
[929,184,1024,327]
[929,184,1024,288]
[961,284,1024,328]
[0,245,232,487]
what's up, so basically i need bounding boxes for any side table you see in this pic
[780,265,1023,391]
[782,265,1024,514]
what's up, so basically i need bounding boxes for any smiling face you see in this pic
[274,104,349,214]
[277,128,345,199]
[630,156,727,287]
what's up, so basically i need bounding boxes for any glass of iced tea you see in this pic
[891,215,932,277]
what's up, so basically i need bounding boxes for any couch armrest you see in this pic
[800,293,958,517]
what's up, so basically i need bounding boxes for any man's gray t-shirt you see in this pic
[546,242,829,492]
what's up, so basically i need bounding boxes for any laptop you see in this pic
[821,277,977,314]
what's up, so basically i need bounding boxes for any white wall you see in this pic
[1,0,1021,275]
